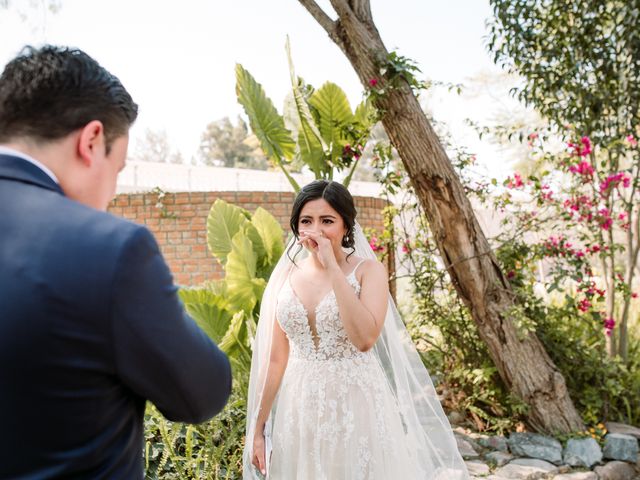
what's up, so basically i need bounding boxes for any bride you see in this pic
[243,180,469,479]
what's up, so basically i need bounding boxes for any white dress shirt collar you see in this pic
[0,146,59,184]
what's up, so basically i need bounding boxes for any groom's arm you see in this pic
[110,226,232,423]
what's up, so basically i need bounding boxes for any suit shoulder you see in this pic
[55,199,154,251]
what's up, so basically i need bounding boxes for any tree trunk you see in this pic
[298,0,584,433]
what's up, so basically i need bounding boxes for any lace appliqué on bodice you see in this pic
[276,269,366,361]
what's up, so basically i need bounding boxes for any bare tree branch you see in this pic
[297,0,339,43]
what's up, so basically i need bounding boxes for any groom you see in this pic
[0,45,231,478]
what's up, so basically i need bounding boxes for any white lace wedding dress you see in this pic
[269,261,422,479]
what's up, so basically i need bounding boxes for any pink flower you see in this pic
[401,241,411,254]
[568,136,592,157]
[506,173,524,189]
[600,172,631,195]
[568,160,594,176]
[632,292,638,299]
[603,317,615,335]
[598,208,613,230]
[368,78,379,87]
[528,132,539,140]
[626,135,638,147]
[577,298,591,312]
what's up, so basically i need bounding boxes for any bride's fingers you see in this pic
[255,452,266,475]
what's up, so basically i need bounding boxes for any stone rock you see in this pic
[563,437,603,468]
[478,435,510,452]
[552,473,597,480]
[606,422,640,440]
[508,432,563,464]
[485,450,514,467]
[455,434,480,459]
[603,433,639,463]
[465,459,490,476]
[493,458,557,479]
[448,410,466,426]
[594,460,638,480]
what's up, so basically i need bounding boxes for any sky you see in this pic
[0,0,518,178]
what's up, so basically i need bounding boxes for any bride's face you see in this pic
[298,198,347,250]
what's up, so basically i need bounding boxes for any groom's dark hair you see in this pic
[0,45,138,152]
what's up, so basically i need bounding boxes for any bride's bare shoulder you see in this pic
[350,256,387,280]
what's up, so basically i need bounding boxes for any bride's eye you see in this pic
[322,219,334,224]
[300,219,311,225]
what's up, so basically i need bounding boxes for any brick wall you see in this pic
[108,191,388,286]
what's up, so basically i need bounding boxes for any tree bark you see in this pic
[298,0,585,433]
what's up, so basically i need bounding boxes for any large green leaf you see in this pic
[207,199,249,264]
[235,63,296,165]
[354,98,376,131]
[251,207,285,271]
[244,222,266,267]
[225,232,267,311]
[309,82,354,163]
[286,38,327,177]
[179,287,233,343]
[219,311,252,372]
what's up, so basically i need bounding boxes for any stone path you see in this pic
[454,425,640,480]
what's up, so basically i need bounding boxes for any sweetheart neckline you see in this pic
[286,268,360,318]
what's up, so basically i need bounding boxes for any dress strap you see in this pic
[349,258,367,277]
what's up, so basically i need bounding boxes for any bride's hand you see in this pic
[252,432,267,476]
[298,230,337,269]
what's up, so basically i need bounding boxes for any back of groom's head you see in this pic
[0,45,138,152]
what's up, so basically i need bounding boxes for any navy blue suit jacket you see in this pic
[0,154,232,479]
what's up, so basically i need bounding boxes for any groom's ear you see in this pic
[76,120,106,167]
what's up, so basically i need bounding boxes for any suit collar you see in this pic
[0,154,64,195]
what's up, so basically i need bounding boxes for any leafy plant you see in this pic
[235,39,376,192]
[144,199,286,478]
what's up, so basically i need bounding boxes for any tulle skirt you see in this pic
[268,353,422,479]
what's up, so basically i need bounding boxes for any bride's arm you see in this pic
[330,260,388,352]
[251,320,289,474]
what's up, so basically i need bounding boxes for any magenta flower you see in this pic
[600,172,631,195]
[506,173,524,189]
[568,160,594,176]
[568,136,592,157]
[368,78,379,87]
[577,298,591,312]
[603,317,615,335]
[626,135,638,147]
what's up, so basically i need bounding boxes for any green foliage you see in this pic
[235,63,299,191]
[145,200,285,478]
[495,240,640,426]
[488,0,640,145]
[236,41,376,191]
[144,369,249,480]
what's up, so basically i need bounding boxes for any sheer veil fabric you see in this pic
[242,222,469,479]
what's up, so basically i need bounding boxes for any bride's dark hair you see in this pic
[287,180,357,261]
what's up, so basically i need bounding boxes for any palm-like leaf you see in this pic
[286,37,327,177]
[207,199,248,264]
[309,82,354,164]
[251,206,285,272]
[235,63,300,191]
[179,287,232,343]
[225,232,267,311]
